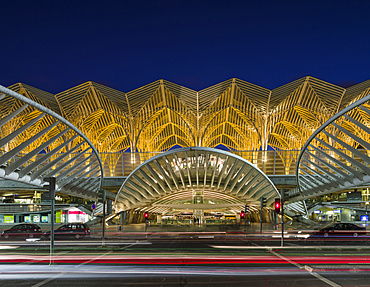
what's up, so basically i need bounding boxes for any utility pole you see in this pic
[98,190,106,247]
[281,190,285,247]
[43,177,56,265]
[244,205,248,231]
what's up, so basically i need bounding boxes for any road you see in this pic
[2,264,370,286]
[1,235,370,286]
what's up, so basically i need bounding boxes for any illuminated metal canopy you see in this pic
[5,77,370,180]
[0,84,103,200]
[294,91,370,202]
[51,77,370,176]
[115,147,280,211]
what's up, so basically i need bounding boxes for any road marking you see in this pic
[31,250,113,286]
[120,240,149,250]
[31,272,66,287]
[74,251,113,267]
[269,249,341,287]
[17,251,71,266]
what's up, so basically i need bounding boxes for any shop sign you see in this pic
[361,215,369,221]
[56,210,62,223]
[33,215,40,222]
[4,215,14,223]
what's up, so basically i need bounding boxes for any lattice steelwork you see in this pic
[295,92,370,202]
[115,147,279,211]
[0,85,103,200]
[3,77,370,204]
[50,77,370,177]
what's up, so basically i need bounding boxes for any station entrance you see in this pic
[113,147,280,227]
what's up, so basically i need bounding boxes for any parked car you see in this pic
[312,223,366,237]
[44,223,90,239]
[1,223,42,239]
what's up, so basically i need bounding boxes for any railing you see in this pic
[0,204,77,214]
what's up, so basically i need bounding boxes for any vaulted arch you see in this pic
[115,147,280,211]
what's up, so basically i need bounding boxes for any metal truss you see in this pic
[3,77,370,206]
[284,201,307,215]
[49,77,370,176]
[295,93,370,202]
[115,147,280,212]
[0,85,103,200]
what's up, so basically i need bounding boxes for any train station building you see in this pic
[1,76,370,227]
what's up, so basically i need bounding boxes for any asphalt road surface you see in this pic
[2,234,370,286]
[2,264,370,286]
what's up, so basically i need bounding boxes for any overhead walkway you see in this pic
[0,85,103,200]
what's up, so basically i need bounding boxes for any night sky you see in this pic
[1,0,370,93]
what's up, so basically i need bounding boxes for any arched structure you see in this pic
[115,147,280,213]
[0,85,103,200]
[3,77,370,201]
[50,77,370,176]
[294,92,370,202]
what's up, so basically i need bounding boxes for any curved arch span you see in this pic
[115,147,279,211]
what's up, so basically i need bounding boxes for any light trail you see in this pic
[0,254,370,265]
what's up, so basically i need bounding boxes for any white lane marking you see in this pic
[74,251,112,267]
[17,251,71,266]
[31,251,113,286]
[31,241,147,286]
[269,249,341,287]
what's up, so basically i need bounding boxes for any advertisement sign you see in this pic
[56,210,62,223]
[361,215,369,221]
[25,216,31,223]
[347,191,362,201]
[4,215,14,223]
[32,215,40,223]
[41,216,48,223]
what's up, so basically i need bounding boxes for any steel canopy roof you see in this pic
[115,147,280,211]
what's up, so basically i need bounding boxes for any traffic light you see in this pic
[42,177,56,200]
[275,198,281,213]
[98,190,106,203]
[240,210,245,219]
[261,197,267,207]
[144,212,149,219]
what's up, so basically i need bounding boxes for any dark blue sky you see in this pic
[2,0,369,93]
